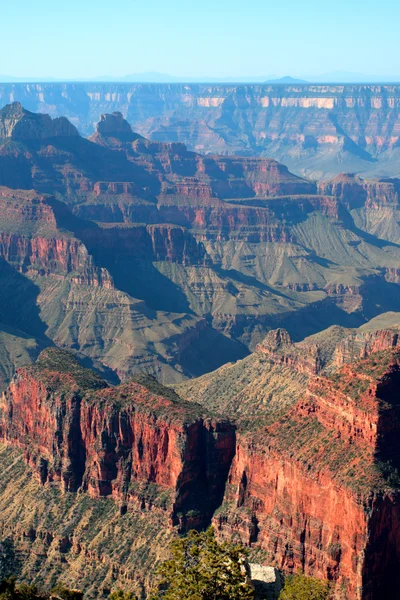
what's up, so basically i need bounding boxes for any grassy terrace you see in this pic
[30,348,108,394]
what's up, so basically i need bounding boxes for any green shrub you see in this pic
[0,577,48,600]
[279,573,330,600]
[109,591,137,600]
[50,585,83,600]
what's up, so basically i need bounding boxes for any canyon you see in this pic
[181,317,400,600]
[0,99,399,599]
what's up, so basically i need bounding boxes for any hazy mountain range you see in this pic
[2,71,400,83]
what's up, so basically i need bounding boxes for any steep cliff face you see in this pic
[84,114,400,346]
[256,328,323,375]
[80,222,208,266]
[176,317,400,418]
[0,443,176,598]
[0,326,399,598]
[0,102,315,206]
[332,328,399,367]
[90,111,316,202]
[0,187,249,386]
[0,187,208,272]
[0,103,155,201]
[0,348,235,529]
[318,173,400,244]
[318,173,400,209]
[0,188,113,285]
[212,348,400,600]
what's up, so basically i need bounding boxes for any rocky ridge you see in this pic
[0,186,249,386]
[0,102,79,140]
[186,320,400,600]
[0,105,400,389]
[176,314,400,418]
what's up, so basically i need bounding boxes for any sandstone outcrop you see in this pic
[318,173,400,209]
[257,328,323,375]
[96,111,143,142]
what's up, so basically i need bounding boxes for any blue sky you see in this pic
[1,0,399,79]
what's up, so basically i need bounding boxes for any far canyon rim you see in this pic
[2,83,400,178]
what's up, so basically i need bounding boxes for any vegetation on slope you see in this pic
[150,528,254,600]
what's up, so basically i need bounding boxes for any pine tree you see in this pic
[151,528,254,600]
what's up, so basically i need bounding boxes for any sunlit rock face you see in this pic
[0,102,79,140]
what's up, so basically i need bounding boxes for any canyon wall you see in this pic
[1,105,400,386]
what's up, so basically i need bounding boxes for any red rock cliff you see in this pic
[214,348,400,600]
[318,173,400,209]
[0,188,114,287]
[0,349,236,530]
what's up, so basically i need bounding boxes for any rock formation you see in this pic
[0,187,248,386]
[96,111,143,142]
[0,105,399,374]
[0,102,79,140]
[0,94,400,600]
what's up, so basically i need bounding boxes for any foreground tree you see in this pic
[279,573,331,600]
[151,528,254,600]
[0,577,47,600]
